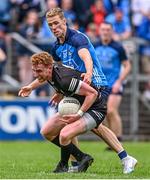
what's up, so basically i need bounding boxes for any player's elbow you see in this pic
[128,61,132,73]
[90,89,98,100]
[124,60,131,73]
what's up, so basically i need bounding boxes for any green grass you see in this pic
[0,141,150,179]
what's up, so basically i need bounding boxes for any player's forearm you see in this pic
[78,48,93,76]
[76,81,98,115]
[118,61,131,82]
[80,92,97,113]
[28,79,46,90]
[83,58,93,76]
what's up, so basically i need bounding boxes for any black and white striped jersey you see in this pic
[47,63,83,96]
[47,63,108,113]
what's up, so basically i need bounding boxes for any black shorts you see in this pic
[87,87,111,128]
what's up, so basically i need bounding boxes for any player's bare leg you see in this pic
[92,124,123,153]
[106,94,122,140]
[64,120,137,174]
[59,117,94,172]
[40,113,65,141]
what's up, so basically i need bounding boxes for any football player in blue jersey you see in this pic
[46,8,136,174]
[95,22,131,144]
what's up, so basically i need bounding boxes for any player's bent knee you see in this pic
[40,127,49,137]
[59,131,70,145]
[40,128,54,141]
[40,128,45,136]
[107,108,117,116]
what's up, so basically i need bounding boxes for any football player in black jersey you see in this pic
[18,52,137,174]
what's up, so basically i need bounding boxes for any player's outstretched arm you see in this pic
[78,48,93,85]
[18,79,46,97]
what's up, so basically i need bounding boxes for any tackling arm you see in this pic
[18,79,46,97]
[78,48,93,84]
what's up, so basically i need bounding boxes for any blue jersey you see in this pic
[50,28,107,88]
[95,40,128,87]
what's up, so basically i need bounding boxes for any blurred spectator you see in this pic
[73,0,94,29]
[103,0,113,14]
[115,0,130,17]
[35,83,51,97]
[69,19,80,31]
[61,0,77,26]
[86,23,99,45]
[18,10,41,40]
[106,7,132,41]
[0,0,11,28]
[90,0,106,33]
[137,13,150,100]
[0,24,7,81]
[10,0,41,23]
[40,0,58,39]
[131,0,150,31]
[46,0,58,9]
[17,10,41,85]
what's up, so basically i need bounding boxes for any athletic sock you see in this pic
[51,135,60,147]
[69,143,85,161]
[61,143,85,163]
[51,137,85,163]
[118,150,128,160]
[61,145,71,166]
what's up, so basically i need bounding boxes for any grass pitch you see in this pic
[0,141,150,179]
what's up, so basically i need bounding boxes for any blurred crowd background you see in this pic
[0,0,150,100]
[0,0,150,140]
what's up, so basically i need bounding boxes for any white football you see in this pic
[58,97,81,116]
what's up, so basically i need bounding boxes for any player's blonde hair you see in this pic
[31,52,54,66]
[46,7,64,19]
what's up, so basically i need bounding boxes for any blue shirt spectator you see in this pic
[61,0,77,26]
[0,0,11,27]
[106,8,131,41]
[137,15,150,56]
[106,9,131,34]
[103,0,113,14]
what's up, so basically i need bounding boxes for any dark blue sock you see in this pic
[118,150,128,160]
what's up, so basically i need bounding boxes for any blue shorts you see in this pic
[110,84,124,96]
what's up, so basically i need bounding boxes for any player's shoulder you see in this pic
[67,28,89,46]
[110,40,124,51]
[50,40,59,51]
[53,63,78,74]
